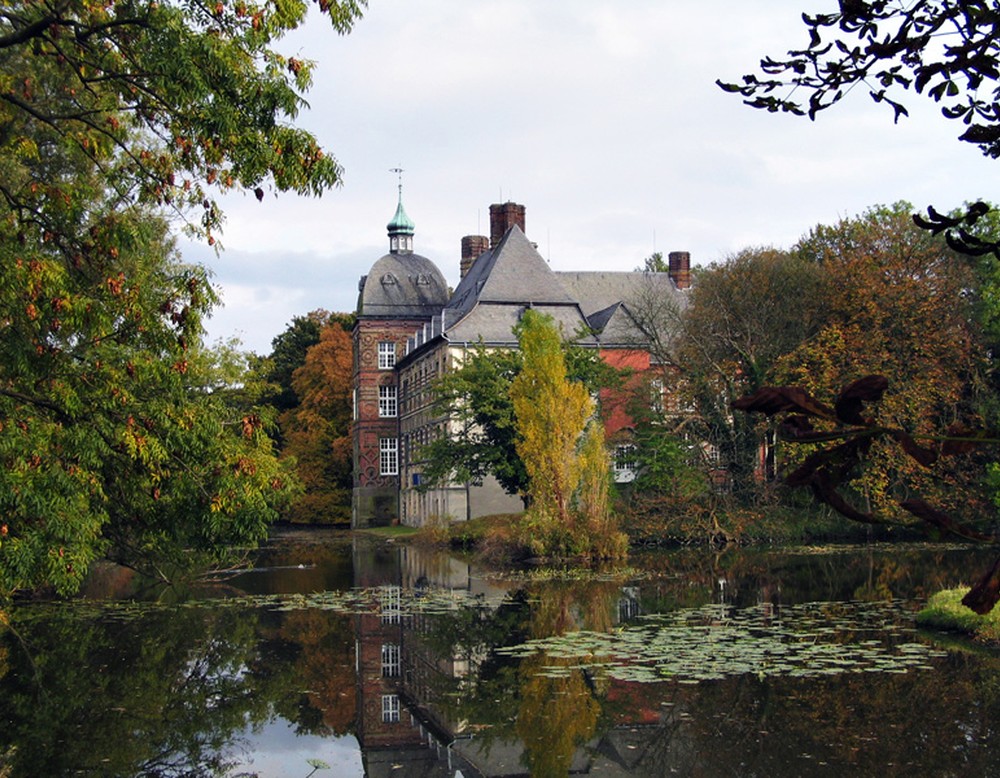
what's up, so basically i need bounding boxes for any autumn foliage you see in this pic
[279,324,354,524]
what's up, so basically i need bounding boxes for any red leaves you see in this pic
[241,414,261,438]
[106,272,125,296]
[732,385,837,421]
[833,374,888,425]
[961,556,1000,615]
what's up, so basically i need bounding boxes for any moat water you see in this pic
[1,530,998,777]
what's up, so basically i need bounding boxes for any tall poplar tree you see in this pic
[511,311,594,526]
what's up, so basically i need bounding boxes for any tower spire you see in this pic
[387,167,414,254]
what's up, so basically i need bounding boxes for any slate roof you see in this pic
[399,227,689,361]
[441,226,591,345]
[556,270,687,345]
[357,252,450,318]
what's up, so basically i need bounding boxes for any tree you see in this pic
[510,310,594,524]
[420,334,618,501]
[1,0,364,242]
[676,247,828,502]
[0,0,365,596]
[718,2,1000,159]
[279,323,353,524]
[773,203,982,520]
[1,204,301,595]
[635,251,668,272]
[266,311,354,414]
[718,1,1000,254]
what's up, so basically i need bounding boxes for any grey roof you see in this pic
[447,226,576,316]
[556,270,687,345]
[440,226,591,345]
[398,231,688,362]
[357,252,450,318]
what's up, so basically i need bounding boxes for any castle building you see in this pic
[352,197,689,528]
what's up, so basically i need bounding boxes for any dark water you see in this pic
[1,531,998,777]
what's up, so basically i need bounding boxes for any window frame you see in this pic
[379,438,399,476]
[378,341,396,370]
[378,385,398,418]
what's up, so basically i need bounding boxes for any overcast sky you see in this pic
[183,0,992,354]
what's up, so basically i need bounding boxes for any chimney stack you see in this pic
[460,234,490,278]
[489,202,526,247]
[668,251,691,290]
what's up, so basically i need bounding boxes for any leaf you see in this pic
[898,499,993,542]
[961,556,1000,615]
[809,470,879,524]
[891,431,937,467]
[731,386,837,421]
[833,375,888,424]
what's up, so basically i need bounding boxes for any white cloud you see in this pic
[187,0,996,352]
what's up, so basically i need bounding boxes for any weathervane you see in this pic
[390,166,404,197]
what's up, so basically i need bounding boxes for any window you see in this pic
[379,438,398,476]
[380,585,401,624]
[613,445,637,483]
[378,341,396,369]
[378,385,397,418]
[381,694,400,723]
[381,644,400,677]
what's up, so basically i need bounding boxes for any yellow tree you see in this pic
[510,311,593,527]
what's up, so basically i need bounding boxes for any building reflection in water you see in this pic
[351,537,657,777]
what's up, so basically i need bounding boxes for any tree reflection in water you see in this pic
[1,538,999,777]
[0,602,356,777]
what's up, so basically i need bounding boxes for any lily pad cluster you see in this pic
[497,600,948,683]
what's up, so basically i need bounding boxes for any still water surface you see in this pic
[1,530,998,777]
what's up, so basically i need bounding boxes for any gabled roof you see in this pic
[556,270,687,345]
[447,226,576,316]
[440,225,591,346]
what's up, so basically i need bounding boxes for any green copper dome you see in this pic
[387,195,415,236]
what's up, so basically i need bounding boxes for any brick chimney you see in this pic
[489,202,526,247]
[460,234,490,278]
[668,251,691,290]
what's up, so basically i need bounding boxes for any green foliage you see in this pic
[917,588,1000,644]
[420,330,618,499]
[421,346,528,497]
[0,206,298,595]
[0,0,364,596]
[636,251,668,272]
[266,310,354,414]
[0,0,365,241]
[674,246,826,504]
[631,428,706,502]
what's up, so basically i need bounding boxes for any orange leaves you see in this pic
[106,272,125,296]
[241,414,261,438]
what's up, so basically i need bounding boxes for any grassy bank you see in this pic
[916,588,1000,645]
